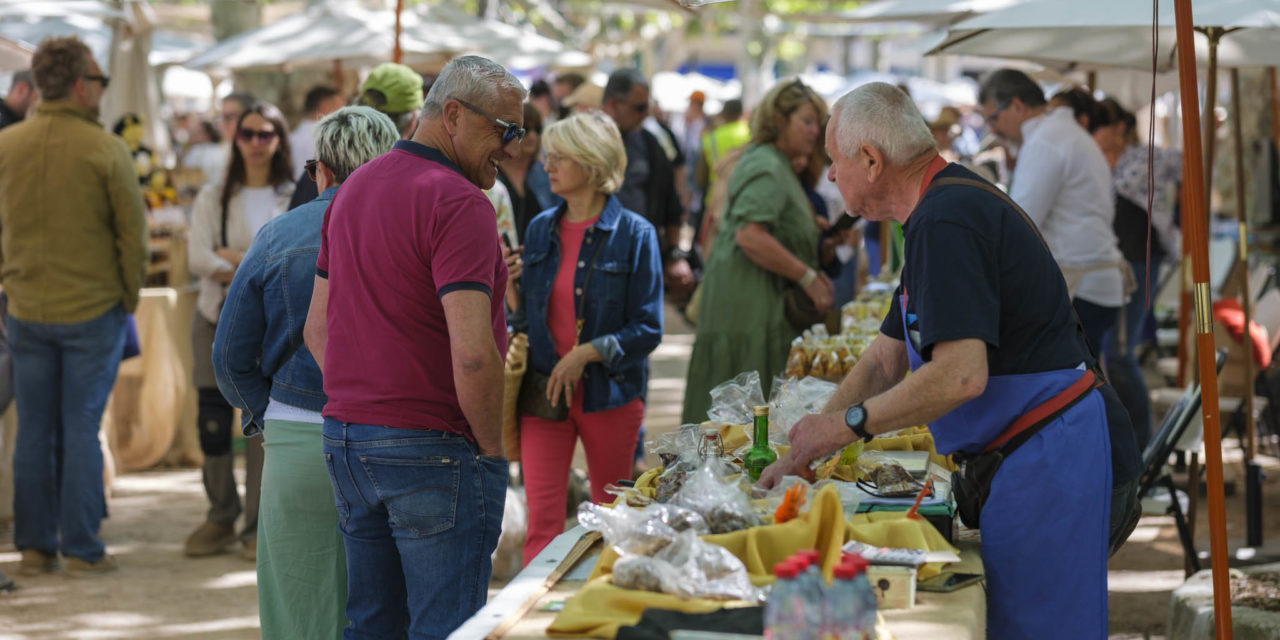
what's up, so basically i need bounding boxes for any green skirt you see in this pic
[258,419,348,639]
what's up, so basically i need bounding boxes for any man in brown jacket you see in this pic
[0,36,147,577]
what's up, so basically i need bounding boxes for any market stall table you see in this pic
[451,526,986,640]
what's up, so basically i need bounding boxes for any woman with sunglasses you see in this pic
[510,113,663,564]
[186,103,294,561]
[498,102,560,244]
[682,80,834,424]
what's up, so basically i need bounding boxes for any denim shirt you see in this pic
[521,195,663,413]
[212,187,334,435]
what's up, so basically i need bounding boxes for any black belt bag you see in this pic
[952,370,1103,529]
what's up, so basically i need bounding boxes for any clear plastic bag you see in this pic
[767,376,839,444]
[647,423,703,468]
[856,450,921,497]
[672,460,762,534]
[578,501,710,557]
[611,529,763,602]
[706,371,766,426]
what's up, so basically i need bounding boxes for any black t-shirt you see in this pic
[1113,194,1164,265]
[881,164,1141,484]
[288,170,319,210]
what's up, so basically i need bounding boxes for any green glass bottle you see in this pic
[743,405,778,481]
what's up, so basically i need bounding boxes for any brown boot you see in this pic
[18,550,59,576]
[65,554,118,576]
[184,522,236,557]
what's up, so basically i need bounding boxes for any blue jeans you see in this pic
[8,306,125,562]
[322,419,507,640]
[1105,260,1158,451]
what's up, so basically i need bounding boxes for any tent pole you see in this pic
[1270,68,1280,149]
[394,0,404,64]
[1231,68,1257,463]
[1203,29,1220,231]
[1086,70,1097,91]
[1173,2,1233,637]
[332,59,343,94]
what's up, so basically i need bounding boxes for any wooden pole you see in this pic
[1231,68,1257,461]
[332,59,343,93]
[1173,2,1233,636]
[1270,68,1280,149]
[393,0,405,64]
[1086,70,1098,91]
[1203,29,1220,223]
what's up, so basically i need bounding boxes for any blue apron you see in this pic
[901,292,1111,639]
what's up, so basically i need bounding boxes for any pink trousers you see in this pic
[519,392,644,565]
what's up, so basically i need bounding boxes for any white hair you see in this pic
[832,82,936,166]
[314,106,400,183]
[422,55,526,120]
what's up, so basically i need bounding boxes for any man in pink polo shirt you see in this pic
[303,55,525,638]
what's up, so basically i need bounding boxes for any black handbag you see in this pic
[783,284,826,331]
[517,228,608,421]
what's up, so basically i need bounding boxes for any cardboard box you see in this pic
[866,565,916,610]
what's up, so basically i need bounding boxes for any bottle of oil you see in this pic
[743,405,778,480]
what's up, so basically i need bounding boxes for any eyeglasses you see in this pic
[452,97,526,145]
[629,101,649,114]
[237,128,278,144]
[544,153,573,168]
[985,103,1008,127]
[83,74,110,89]
[305,159,320,182]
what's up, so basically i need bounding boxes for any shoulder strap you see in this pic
[220,193,230,248]
[574,230,609,342]
[922,175,1106,375]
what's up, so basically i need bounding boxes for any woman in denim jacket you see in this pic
[511,113,664,563]
[211,106,399,640]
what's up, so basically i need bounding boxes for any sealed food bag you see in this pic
[672,460,762,534]
[706,371,766,426]
[578,502,710,557]
[856,450,922,497]
[612,529,763,602]
[784,338,809,379]
[647,423,703,468]
[768,376,839,444]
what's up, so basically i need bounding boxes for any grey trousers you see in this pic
[193,315,263,540]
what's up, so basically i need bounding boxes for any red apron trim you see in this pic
[982,369,1101,453]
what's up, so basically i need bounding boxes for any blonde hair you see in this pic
[751,78,829,146]
[542,112,627,194]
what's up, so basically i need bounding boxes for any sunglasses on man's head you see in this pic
[305,159,320,182]
[83,74,110,89]
[452,97,526,145]
[237,128,278,143]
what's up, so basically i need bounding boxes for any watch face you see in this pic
[846,405,866,429]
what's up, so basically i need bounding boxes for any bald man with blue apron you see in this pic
[761,150,1143,638]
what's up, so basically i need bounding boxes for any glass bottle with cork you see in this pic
[744,405,778,480]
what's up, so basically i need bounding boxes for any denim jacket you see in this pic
[212,187,333,435]
[521,195,663,412]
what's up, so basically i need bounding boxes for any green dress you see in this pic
[681,144,820,424]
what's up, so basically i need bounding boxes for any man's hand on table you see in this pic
[755,411,855,490]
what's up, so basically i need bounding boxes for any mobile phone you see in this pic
[916,571,984,593]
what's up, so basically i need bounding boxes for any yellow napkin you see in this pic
[831,427,956,482]
[845,511,959,580]
[551,485,849,638]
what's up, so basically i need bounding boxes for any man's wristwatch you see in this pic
[666,247,689,263]
[844,403,873,442]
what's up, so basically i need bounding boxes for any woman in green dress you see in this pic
[682,80,833,424]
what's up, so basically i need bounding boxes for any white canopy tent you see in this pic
[833,0,1027,27]
[0,34,30,73]
[411,3,592,71]
[929,0,1280,70]
[182,1,461,72]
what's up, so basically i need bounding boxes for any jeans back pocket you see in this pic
[358,454,460,537]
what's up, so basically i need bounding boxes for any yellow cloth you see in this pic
[555,483,950,639]
[0,102,148,322]
[831,427,957,482]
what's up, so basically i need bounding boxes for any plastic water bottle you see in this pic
[846,554,878,639]
[825,561,860,640]
[795,551,824,640]
[765,560,803,640]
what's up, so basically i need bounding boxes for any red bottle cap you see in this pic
[832,563,858,580]
[774,561,799,580]
[844,554,870,574]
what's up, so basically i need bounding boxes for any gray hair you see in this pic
[314,106,399,184]
[832,82,935,166]
[422,55,525,120]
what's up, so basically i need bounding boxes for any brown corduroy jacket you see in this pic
[0,100,148,323]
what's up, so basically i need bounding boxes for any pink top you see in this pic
[547,215,599,358]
